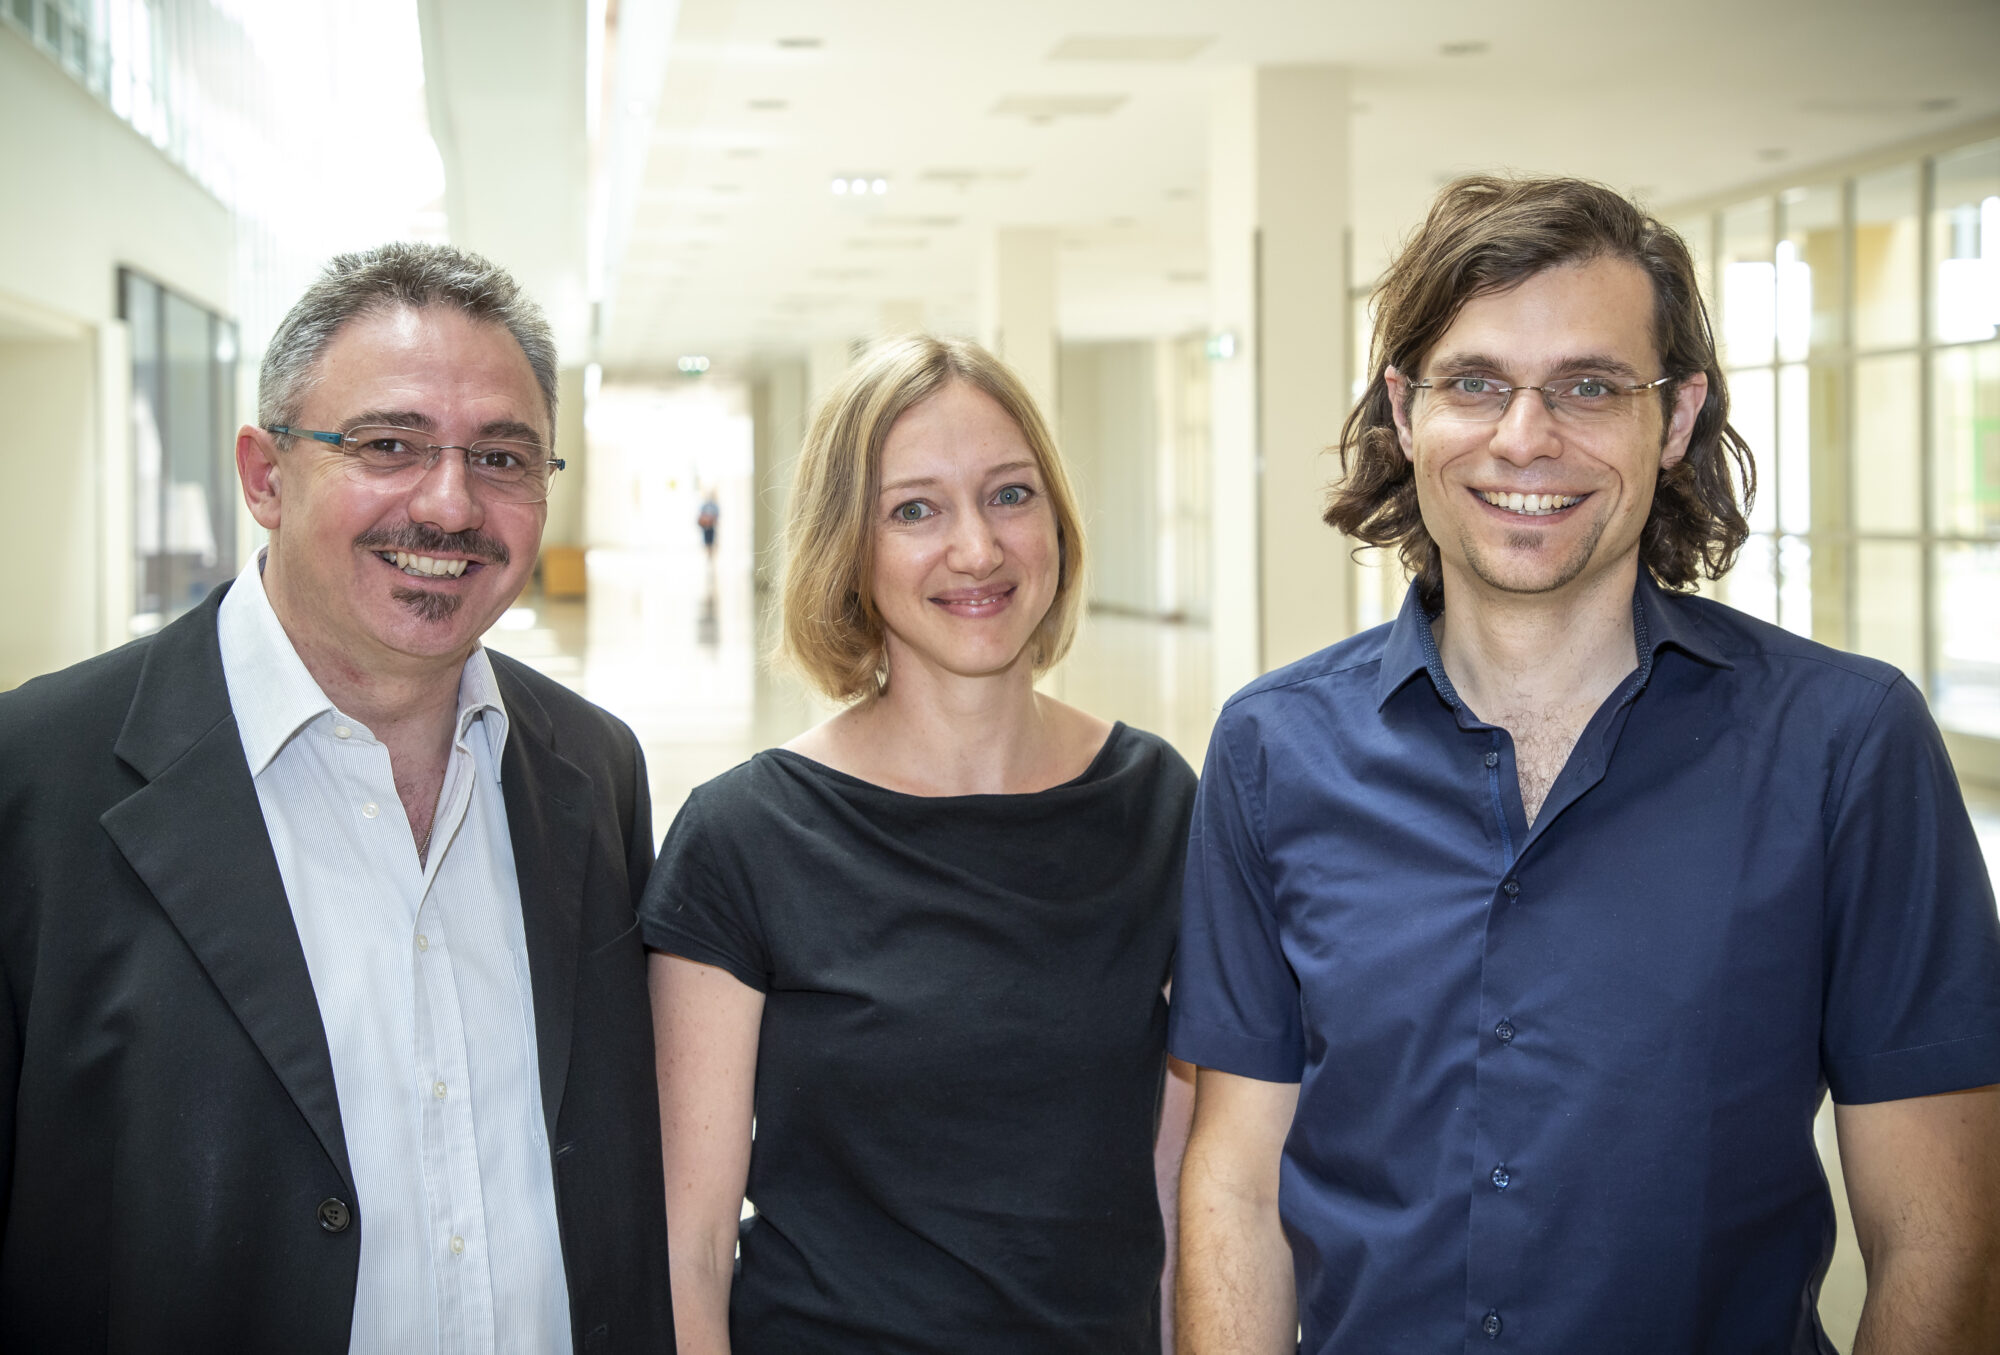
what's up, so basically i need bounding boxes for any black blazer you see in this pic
[0,585,673,1352]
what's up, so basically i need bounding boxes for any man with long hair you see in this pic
[1171,176,2000,1352]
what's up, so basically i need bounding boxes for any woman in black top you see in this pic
[643,335,1197,1354]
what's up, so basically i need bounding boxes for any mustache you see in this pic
[355,524,510,566]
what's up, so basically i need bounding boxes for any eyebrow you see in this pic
[345,411,545,443]
[877,460,1040,498]
[1430,352,1647,381]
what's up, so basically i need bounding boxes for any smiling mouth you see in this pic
[1480,491,1583,517]
[378,550,471,579]
[932,586,1015,613]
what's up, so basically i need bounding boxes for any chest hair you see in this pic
[1492,701,1597,826]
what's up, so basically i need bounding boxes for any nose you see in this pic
[1488,386,1563,466]
[405,447,485,531]
[944,506,1004,577]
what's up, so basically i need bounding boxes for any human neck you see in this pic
[263,578,465,756]
[832,659,1063,797]
[1433,562,1642,723]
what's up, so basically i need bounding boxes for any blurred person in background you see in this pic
[647,334,1197,1353]
[1171,176,2000,1354]
[0,243,671,1352]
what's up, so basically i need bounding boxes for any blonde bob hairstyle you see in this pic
[777,334,1087,703]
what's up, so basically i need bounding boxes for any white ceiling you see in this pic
[570,0,2000,373]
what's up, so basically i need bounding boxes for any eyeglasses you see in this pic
[1409,374,1674,424]
[267,424,566,503]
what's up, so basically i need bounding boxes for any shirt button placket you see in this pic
[1482,1309,1503,1340]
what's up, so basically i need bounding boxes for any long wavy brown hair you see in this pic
[1326,175,1754,612]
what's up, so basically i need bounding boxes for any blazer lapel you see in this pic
[494,664,592,1137]
[99,590,354,1192]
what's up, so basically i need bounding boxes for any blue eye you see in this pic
[993,485,1032,507]
[1568,378,1614,399]
[1451,377,1495,395]
[894,501,934,522]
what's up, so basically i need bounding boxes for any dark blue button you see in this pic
[1483,1310,1503,1339]
[1495,1019,1516,1043]
[1491,1164,1511,1190]
[1484,750,1499,767]
[1502,879,1520,898]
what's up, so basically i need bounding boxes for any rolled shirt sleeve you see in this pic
[1169,702,1306,1082]
[1819,675,2000,1104]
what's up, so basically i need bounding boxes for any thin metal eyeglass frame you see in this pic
[265,424,566,500]
[1407,373,1675,421]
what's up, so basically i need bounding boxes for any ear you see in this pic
[1659,372,1707,471]
[236,425,284,530]
[1383,366,1417,461]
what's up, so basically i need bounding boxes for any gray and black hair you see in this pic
[257,242,559,441]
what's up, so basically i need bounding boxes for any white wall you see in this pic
[1,26,238,683]
[0,335,98,688]
[0,28,234,325]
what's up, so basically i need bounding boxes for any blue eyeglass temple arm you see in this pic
[265,424,346,445]
[264,425,565,472]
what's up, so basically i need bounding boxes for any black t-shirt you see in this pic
[642,723,1198,1354]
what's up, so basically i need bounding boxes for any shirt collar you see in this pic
[1373,570,1734,712]
[217,551,511,776]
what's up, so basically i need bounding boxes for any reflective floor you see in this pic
[485,542,1998,1351]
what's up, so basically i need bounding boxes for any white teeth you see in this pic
[1482,491,1580,516]
[385,551,469,578]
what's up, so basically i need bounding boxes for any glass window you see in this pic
[1777,364,1813,536]
[1932,138,2000,345]
[1933,341,2000,538]
[1724,534,1778,624]
[1731,368,1777,535]
[1721,198,1776,366]
[1778,534,1813,637]
[120,269,237,631]
[1780,185,1844,361]
[1853,353,1922,535]
[1854,541,1924,680]
[1854,164,1921,351]
[1935,542,2000,737]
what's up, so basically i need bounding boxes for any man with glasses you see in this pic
[0,244,671,1351]
[1172,177,2000,1352]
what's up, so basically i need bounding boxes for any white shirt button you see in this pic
[416,934,430,952]
[361,802,379,819]
[434,1080,448,1099]
[333,724,352,739]
[449,1235,465,1255]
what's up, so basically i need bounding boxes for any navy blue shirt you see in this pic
[1169,576,2000,1354]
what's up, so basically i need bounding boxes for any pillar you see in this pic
[979,227,1058,414]
[1208,66,1352,700]
[752,357,808,588]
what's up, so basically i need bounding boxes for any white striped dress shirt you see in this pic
[217,556,573,1355]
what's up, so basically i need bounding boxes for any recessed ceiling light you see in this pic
[1919,96,1958,113]
[1439,41,1489,56]
[776,36,821,49]
[748,98,787,111]
[1756,147,1788,163]
[725,147,761,159]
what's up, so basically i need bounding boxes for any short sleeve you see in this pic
[1168,704,1306,1082]
[1820,675,2000,1103]
[639,781,773,992]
